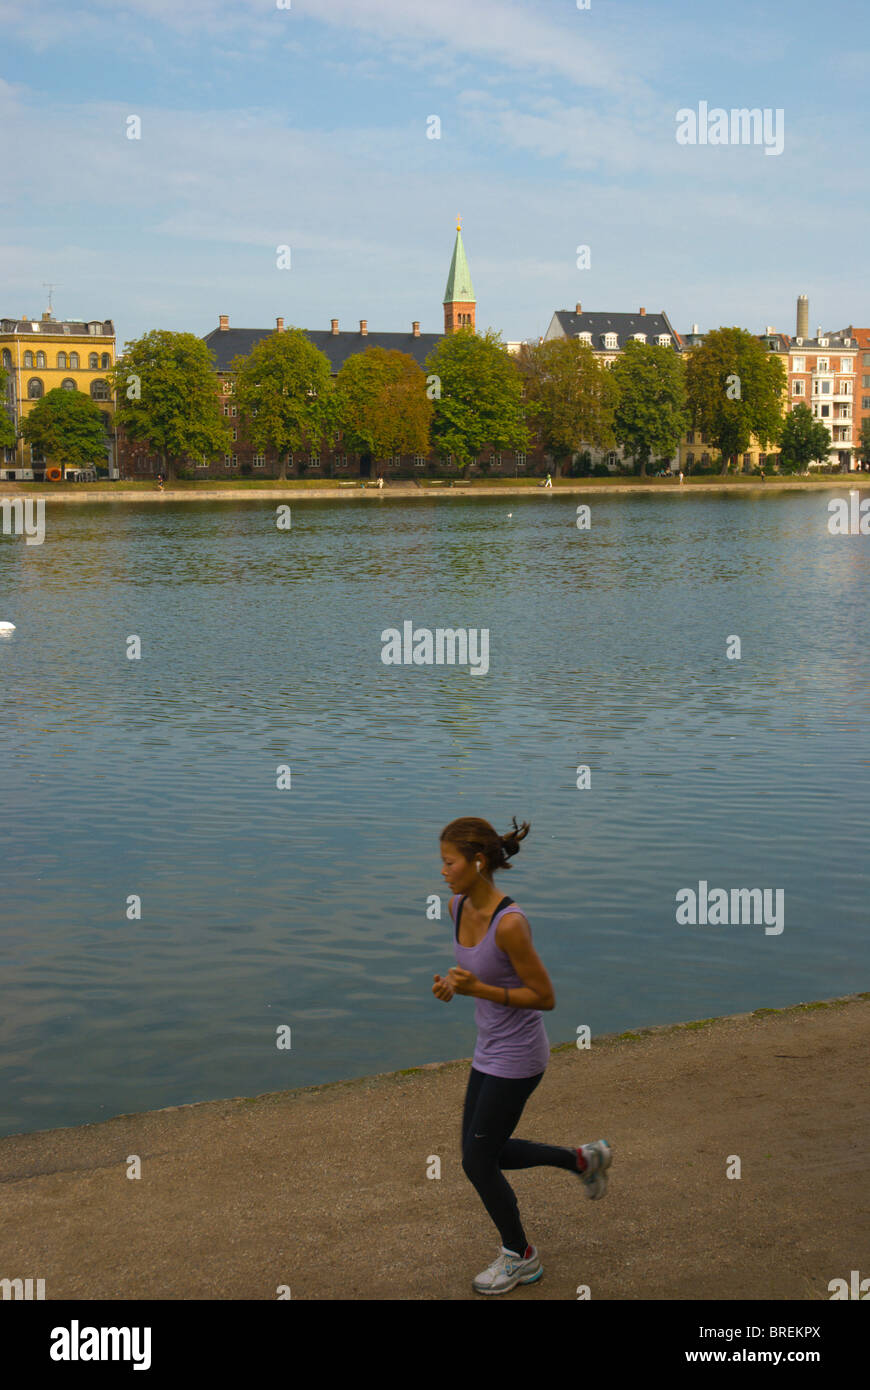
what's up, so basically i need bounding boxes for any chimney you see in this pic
[575,302,582,313]
[692,323,699,334]
[331,319,339,335]
[796,294,809,340]
[412,321,420,337]
[219,315,229,331]
[639,307,646,316]
[41,311,52,322]
[276,317,284,333]
[360,319,367,336]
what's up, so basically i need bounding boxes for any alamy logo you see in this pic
[675,103,784,156]
[827,491,870,535]
[0,497,45,546]
[0,1276,45,1299]
[50,1321,151,1370]
[675,881,784,935]
[380,621,490,676]
[828,1270,870,1299]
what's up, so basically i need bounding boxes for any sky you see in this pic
[1,0,867,350]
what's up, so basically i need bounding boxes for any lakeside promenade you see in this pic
[1,994,866,1300]
[2,477,870,503]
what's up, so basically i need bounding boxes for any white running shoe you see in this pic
[472,1244,543,1295]
[578,1140,613,1199]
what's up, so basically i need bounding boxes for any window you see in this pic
[89,353,98,368]
[494,453,502,465]
[36,351,46,368]
[61,378,76,391]
[864,353,870,367]
[57,352,67,368]
[820,381,831,394]
[27,378,44,398]
[862,376,870,389]
[793,356,804,371]
[335,456,348,469]
[817,358,828,372]
[309,454,320,467]
[863,397,870,411]
[1,349,11,368]
[414,455,426,467]
[820,404,830,418]
[253,454,265,467]
[24,351,34,368]
[69,352,79,369]
[232,429,237,441]
[633,333,646,343]
[222,404,229,416]
[840,359,853,373]
[101,354,110,369]
[224,454,231,465]
[686,453,695,467]
[657,335,671,347]
[231,406,237,416]
[792,380,804,395]
[604,357,615,368]
[842,381,852,395]
[603,333,618,349]
[90,379,110,400]
[222,380,233,394]
[515,452,526,465]
[577,332,592,345]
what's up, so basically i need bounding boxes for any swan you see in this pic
[0,621,16,632]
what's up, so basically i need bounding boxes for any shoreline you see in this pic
[2,477,869,503]
[1,991,867,1299]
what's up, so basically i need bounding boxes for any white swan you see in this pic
[0,621,16,632]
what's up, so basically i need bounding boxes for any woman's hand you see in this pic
[432,973,454,1002]
[446,966,477,997]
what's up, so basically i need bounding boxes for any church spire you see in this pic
[443,220,476,333]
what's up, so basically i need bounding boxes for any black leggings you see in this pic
[461,1065,579,1255]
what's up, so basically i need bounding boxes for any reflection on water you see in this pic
[0,493,868,1135]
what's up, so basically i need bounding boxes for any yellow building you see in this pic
[0,311,116,480]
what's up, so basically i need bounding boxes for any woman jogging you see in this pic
[434,816,612,1295]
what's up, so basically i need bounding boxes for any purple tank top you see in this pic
[451,894,550,1079]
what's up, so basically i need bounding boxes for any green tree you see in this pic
[232,328,337,479]
[516,337,616,475]
[0,361,15,450]
[685,328,786,474]
[610,340,688,476]
[109,330,229,480]
[335,347,432,471]
[856,418,870,469]
[425,327,529,474]
[19,387,108,471]
[778,402,832,473]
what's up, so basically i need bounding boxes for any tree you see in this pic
[778,403,832,473]
[0,361,15,451]
[232,329,337,479]
[516,337,616,475]
[857,418,870,469]
[19,387,108,471]
[425,327,529,473]
[610,340,688,475]
[335,347,432,470]
[685,328,786,474]
[109,330,230,480]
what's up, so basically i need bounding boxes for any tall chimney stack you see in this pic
[276,317,284,333]
[796,295,809,339]
[331,319,339,335]
[219,314,229,332]
[412,321,420,337]
[575,302,582,313]
[639,306,646,316]
[360,320,367,336]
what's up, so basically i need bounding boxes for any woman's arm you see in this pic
[484,913,555,1011]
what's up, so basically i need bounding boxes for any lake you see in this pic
[0,490,867,1136]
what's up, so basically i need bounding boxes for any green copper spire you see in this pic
[443,219,476,304]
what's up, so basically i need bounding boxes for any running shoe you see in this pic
[472,1244,543,1295]
[578,1139,612,1199]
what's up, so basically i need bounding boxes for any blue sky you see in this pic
[1,0,866,349]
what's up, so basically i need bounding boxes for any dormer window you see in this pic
[603,333,618,350]
[633,333,646,344]
[577,332,592,345]
[656,334,671,346]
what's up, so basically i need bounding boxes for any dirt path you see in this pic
[1,995,867,1300]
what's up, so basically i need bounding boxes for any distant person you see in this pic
[759,468,765,482]
[377,474,384,490]
[678,470,684,485]
[434,816,612,1295]
[545,473,552,489]
[156,473,164,491]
